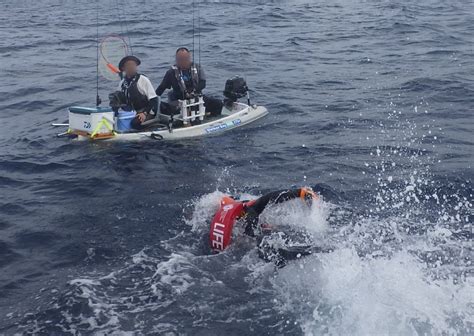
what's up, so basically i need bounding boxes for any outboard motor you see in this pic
[223,76,249,108]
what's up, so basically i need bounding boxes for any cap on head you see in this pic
[209,197,245,252]
[175,47,190,54]
[118,55,141,71]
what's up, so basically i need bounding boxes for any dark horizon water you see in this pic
[0,0,473,335]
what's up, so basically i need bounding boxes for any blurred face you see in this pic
[123,60,138,77]
[176,50,192,69]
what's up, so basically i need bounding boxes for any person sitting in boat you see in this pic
[110,55,158,130]
[155,47,223,117]
[209,187,323,267]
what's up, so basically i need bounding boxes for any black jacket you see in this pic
[155,63,206,100]
[243,189,305,236]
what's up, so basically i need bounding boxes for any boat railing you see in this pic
[178,96,206,125]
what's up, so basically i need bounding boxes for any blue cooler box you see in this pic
[116,111,136,132]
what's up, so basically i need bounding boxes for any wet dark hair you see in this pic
[176,47,190,54]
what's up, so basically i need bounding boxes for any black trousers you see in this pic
[203,95,223,116]
[130,113,155,130]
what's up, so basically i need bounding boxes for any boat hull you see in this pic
[72,104,268,141]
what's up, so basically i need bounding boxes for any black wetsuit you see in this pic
[155,64,223,116]
[242,188,320,267]
[155,65,206,99]
[243,189,304,236]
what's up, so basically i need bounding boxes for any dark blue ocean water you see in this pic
[0,0,473,335]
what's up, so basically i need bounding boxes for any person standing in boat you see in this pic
[155,47,223,116]
[113,55,159,130]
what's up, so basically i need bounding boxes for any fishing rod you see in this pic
[192,0,195,62]
[119,0,133,54]
[95,0,101,106]
[236,4,251,106]
[198,0,201,66]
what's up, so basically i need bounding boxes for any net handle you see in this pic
[99,35,130,74]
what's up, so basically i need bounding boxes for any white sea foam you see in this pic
[273,247,473,335]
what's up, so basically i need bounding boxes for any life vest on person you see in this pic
[171,64,200,97]
[120,74,149,112]
[209,196,245,252]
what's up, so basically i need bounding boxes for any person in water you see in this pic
[112,55,158,130]
[155,47,223,116]
[209,187,320,267]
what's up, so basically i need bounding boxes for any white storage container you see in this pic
[68,106,115,136]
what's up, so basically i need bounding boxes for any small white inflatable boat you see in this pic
[57,76,268,141]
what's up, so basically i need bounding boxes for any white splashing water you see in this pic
[273,247,473,335]
[261,188,473,336]
[20,185,471,336]
[182,186,472,335]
